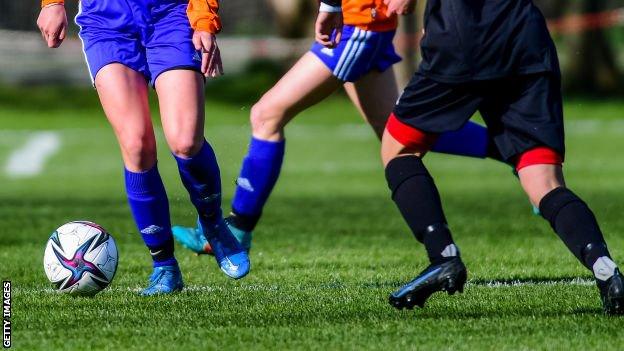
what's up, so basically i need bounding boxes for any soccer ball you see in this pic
[43,221,118,296]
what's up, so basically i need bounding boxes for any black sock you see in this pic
[539,187,612,271]
[149,238,175,266]
[422,223,459,263]
[228,211,260,232]
[385,156,458,263]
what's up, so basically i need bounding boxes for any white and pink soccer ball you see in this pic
[43,221,118,296]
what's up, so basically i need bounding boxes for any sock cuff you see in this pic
[124,165,165,195]
[539,187,584,224]
[385,156,430,195]
[249,137,285,158]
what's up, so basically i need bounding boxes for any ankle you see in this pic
[228,211,260,232]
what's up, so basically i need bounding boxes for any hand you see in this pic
[192,31,224,78]
[384,0,417,16]
[36,4,68,48]
[315,11,343,49]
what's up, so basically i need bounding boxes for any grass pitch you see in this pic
[2,91,624,350]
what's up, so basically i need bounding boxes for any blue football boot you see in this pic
[140,265,184,296]
[200,218,250,279]
[173,218,253,255]
[225,217,252,252]
[172,225,212,255]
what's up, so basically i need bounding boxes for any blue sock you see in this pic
[124,165,177,267]
[174,140,223,229]
[432,121,488,158]
[230,137,285,231]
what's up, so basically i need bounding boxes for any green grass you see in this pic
[2,92,624,350]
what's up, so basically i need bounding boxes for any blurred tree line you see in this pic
[268,0,624,96]
[1,0,623,95]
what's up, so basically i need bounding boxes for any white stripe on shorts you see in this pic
[333,28,363,79]
[75,2,95,86]
[337,30,372,80]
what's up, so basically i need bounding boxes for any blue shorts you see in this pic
[76,0,201,86]
[310,25,402,82]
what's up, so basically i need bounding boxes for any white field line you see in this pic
[5,131,61,178]
[18,278,596,295]
[476,277,595,288]
[0,119,622,142]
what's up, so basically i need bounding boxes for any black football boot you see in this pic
[597,268,624,315]
[389,256,467,310]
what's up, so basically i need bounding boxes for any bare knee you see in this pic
[381,130,403,166]
[381,128,430,167]
[250,101,286,141]
[518,164,565,206]
[169,135,203,158]
[120,134,157,172]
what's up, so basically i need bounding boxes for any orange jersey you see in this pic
[41,0,221,33]
[343,0,398,32]
[187,0,221,33]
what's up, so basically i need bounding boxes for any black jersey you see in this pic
[419,0,559,83]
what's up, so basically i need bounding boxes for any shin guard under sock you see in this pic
[539,187,615,278]
[125,166,176,267]
[174,140,223,228]
[385,156,458,263]
[231,137,285,231]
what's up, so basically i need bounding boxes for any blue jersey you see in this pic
[76,0,201,86]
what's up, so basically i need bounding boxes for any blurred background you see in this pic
[0,0,623,207]
[3,4,624,348]
[2,0,624,96]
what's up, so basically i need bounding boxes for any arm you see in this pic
[315,0,343,48]
[384,0,417,16]
[187,0,222,34]
[187,0,223,77]
[37,0,67,48]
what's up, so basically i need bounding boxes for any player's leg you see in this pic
[147,0,249,279]
[382,123,467,310]
[343,69,397,139]
[520,160,622,313]
[381,74,481,309]
[156,70,249,279]
[155,70,249,279]
[75,0,184,295]
[487,73,623,314]
[227,25,389,241]
[94,64,182,294]
[345,69,494,159]
[227,52,342,238]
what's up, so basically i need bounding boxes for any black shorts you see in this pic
[392,72,565,162]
